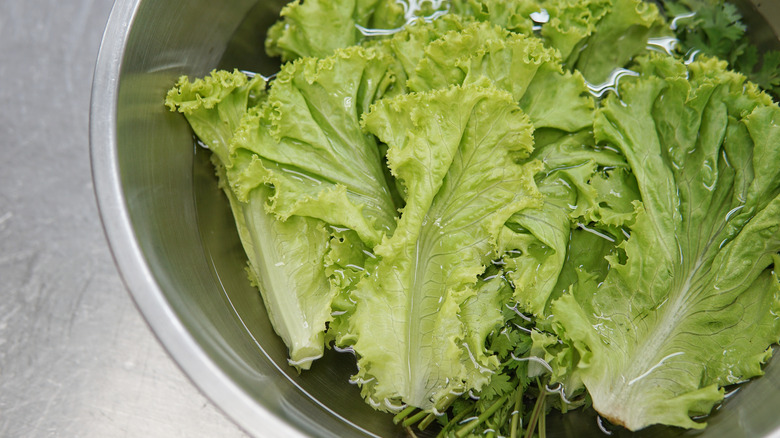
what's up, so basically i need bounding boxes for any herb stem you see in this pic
[418,413,436,430]
[510,385,524,438]
[393,406,417,424]
[455,395,509,438]
[524,380,546,438]
[402,410,429,428]
[435,392,460,412]
[436,405,475,438]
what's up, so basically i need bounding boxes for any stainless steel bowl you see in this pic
[90,1,780,437]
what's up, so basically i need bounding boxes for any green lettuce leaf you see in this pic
[323,228,371,346]
[166,70,335,370]
[265,0,406,61]
[345,83,541,411]
[499,205,570,317]
[552,54,780,430]
[448,0,538,34]
[367,15,469,97]
[222,180,335,370]
[408,22,594,132]
[551,225,627,305]
[540,0,611,66]
[459,273,515,391]
[407,21,508,93]
[164,69,266,164]
[528,329,585,404]
[530,130,639,226]
[400,21,642,320]
[544,0,666,84]
[229,46,399,246]
[500,127,638,316]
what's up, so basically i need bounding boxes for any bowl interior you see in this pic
[102,0,780,437]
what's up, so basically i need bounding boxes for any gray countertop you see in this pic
[0,2,248,436]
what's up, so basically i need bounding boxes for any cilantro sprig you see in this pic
[662,0,780,99]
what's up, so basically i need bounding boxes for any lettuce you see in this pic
[451,0,667,84]
[167,1,780,434]
[222,181,336,370]
[561,0,667,83]
[448,0,538,34]
[346,83,540,410]
[265,0,406,61]
[264,0,667,85]
[407,21,595,131]
[553,54,780,430]
[500,129,638,317]
[166,71,336,369]
[229,46,400,246]
[164,69,266,164]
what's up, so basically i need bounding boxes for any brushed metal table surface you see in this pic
[0,1,248,436]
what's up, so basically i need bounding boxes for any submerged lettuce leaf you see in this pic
[499,205,570,316]
[401,21,643,321]
[403,23,594,314]
[229,46,399,246]
[164,69,266,164]
[553,54,780,430]
[345,83,540,410]
[499,129,639,317]
[552,0,667,84]
[320,226,373,349]
[540,0,611,65]
[265,0,405,61]
[367,15,470,96]
[166,70,335,369]
[408,22,594,132]
[222,179,335,370]
[448,0,538,34]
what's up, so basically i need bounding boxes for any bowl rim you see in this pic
[88,2,306,437]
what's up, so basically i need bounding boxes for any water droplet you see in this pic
[584,68,640,99]
[646,36,678,55]
[670,11,697,31]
